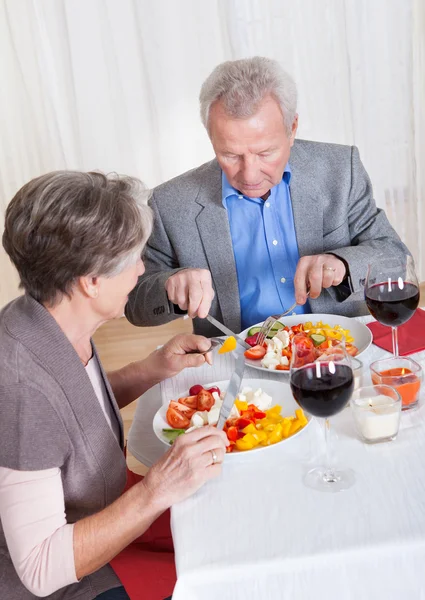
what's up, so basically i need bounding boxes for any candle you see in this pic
[370,358,422,411]
[351,385,402,443]
[371,368,420,409]
[353,396,400,441]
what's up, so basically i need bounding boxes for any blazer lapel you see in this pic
[289,142,324,257]
[194,160,241,333]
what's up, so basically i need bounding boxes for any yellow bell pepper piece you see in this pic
[243,433,259,447]
[289,420,302,436]
[267,414,283,424]
[263,423,276,432]
[295,409,308,427]
[282,420,292,438]
[253,430,267,443]
[242,423,257,434]
[267,405,282,415]
[235,399,248,412]
[268,423,283,444]
[235,438,252,451]
[218,336,237,354]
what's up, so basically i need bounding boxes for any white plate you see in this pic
[153,378,311,455]
[240,313,372,374]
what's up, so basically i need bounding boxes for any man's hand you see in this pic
[294,254,347,305]
[165,268,214,318]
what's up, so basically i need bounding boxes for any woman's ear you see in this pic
[78,275,99,299]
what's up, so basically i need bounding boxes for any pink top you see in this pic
[0,355,115,596]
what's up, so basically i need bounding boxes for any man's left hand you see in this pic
[294,254,347,305]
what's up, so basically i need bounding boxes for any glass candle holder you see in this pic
[370,357,422,411]
[351,385,402,443]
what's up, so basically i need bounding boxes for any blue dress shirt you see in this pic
[222,164,310,330]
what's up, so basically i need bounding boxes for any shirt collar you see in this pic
[222,162,292,205]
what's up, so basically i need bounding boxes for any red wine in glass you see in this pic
[290,363,354,418]
[365,256,419,356]
[289,336,355,493]
[365,281,419,327]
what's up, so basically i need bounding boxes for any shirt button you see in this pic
[238,195,243,200]
[265,202,270,208]
[280,277,286,283]
[272,240,278,246]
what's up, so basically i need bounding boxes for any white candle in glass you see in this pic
[353,395,400,442]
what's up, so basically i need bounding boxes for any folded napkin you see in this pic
[367,308,425,356]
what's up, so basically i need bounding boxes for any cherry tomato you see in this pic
[189,384,204,396]
[244,344,267,360]
[178,395,198,409]
[168,401,195,418]
[197,389,214,411]
[346,344,358,356]
[207,386,221,395]
[235,417,253,429]
[245,333,259,347]
[276,364,290,371]
[166,407,190,429]
[226,426,238,442]
[291,325,303,334]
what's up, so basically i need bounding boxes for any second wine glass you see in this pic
[289,334,355,493]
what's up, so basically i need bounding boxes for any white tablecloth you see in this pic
[128,318,425,600]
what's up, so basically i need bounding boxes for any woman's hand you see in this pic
[142,426,228,511]
[141,333,214,383]
[108,334,214,409]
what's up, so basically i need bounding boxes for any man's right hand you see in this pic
[165,268,215,319]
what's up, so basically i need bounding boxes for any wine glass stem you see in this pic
[323,418,337,483]
[392,326,399,357]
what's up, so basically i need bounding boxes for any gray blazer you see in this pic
[0,295,126,599]
[126,139,409,338]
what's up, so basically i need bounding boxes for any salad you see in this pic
[244,320,358,370]
[163,384,308,452]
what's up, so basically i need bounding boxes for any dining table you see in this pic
[128,316,425,599]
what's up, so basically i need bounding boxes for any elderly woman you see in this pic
[0,172,227,600]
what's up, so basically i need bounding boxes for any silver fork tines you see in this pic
[256,293,310,346]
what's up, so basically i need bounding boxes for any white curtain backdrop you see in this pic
[1,0,424,307]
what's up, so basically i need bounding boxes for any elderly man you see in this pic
[126,57,408,337]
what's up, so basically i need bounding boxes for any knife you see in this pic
[206,314,250,349]
[169,301,250,349]
[216,349,246,430]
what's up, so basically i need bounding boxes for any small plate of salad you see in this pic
[153,378,311,454]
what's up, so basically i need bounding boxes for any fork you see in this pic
[186,337,224,355]
[256,292,310,347]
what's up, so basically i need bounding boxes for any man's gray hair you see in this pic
[199,56,297,135]
[3,171,153,306]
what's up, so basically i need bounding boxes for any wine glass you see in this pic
[365,255,419,357]
[290,334,355,493]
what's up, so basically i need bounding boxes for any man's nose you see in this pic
[241,157,259,183]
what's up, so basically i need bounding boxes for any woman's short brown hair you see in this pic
[3,171,153,305]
